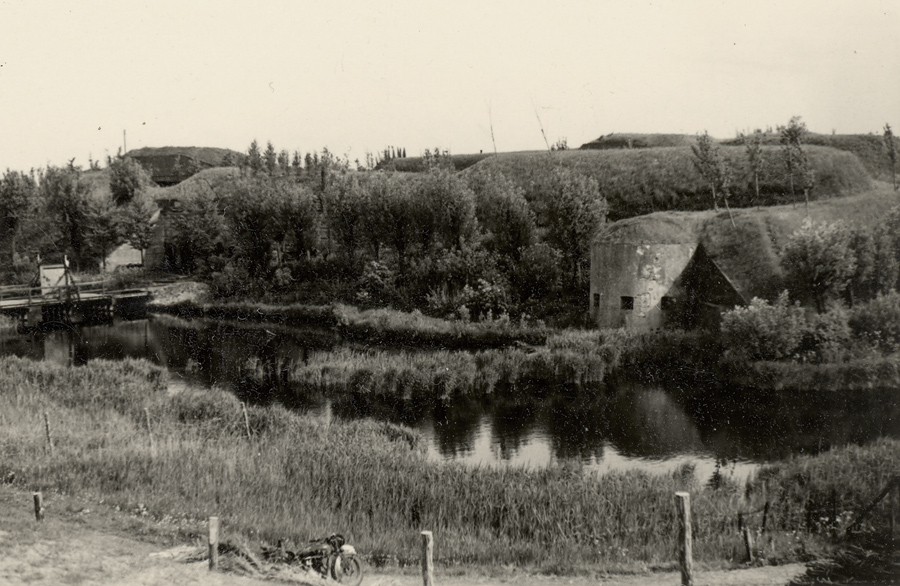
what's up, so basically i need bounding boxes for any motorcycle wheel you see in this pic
[330,554,364,586]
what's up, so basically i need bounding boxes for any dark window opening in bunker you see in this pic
[620,296,634,310]
[593,293,600,308]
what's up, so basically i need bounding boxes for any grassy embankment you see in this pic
[2,356,898,573]
[465,146,871,221]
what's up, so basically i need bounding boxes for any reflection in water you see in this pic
[1,315,898,481]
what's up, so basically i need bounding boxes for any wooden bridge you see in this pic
[0,264,150,329]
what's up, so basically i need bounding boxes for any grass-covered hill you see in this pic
[579,132,697,150]
[597,182,899,300]
[720,133,895,181]
[465,146,871,221]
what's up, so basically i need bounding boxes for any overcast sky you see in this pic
[1,1,898,171]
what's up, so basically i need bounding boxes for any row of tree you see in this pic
[692,117,900,216]
[0,158,154,275]
[168,149,607,312]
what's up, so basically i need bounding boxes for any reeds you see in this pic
[0,355,889,572]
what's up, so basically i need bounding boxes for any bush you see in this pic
[798,305,852,363]
[356,260,397,307]
[849,291,900,354]
[460,279,509,321]
[721,292,807,360]
[510,243,563,301]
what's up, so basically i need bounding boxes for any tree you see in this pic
[364,173,416,272]
[740,131,765,205]
[691,131,733,215]
[120,196,156,265]
[780,218,856,313]
[468,169,535,261]
[247,140,263,175]
[323,172,368,265]
[778,116,809,202]
[264,142,278,175]
[0,169,36,264]
[40,165,93,269]
[416,167,477,250]
[885,123,898,190]
[108,156,151,206]
[277,149,291,176]
[539,168,607,287]
[847,224,897,306]
[169,191,226,274]
[85,199,123,271]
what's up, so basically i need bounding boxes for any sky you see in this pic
[1,1,898,171]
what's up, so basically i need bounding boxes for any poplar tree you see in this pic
[691,131,733,214]
[740,131,764,205]
[885,123,898,190]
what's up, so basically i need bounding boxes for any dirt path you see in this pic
[0,486,808,586]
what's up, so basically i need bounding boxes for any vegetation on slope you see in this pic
[465,146,871,221]
[721,133,897,182]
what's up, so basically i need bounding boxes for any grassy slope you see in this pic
[721,133,896,181]
[598,182,899,300]
[465,146,871,221]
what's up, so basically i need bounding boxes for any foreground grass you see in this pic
[2,356,898,572]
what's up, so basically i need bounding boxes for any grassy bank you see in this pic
[150,301,549,349]
[2,356,897,572]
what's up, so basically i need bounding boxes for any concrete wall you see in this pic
[590,243,695,330]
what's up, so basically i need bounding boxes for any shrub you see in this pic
[720,292,807,360]
[797,304,852,363]
[849,291,900,353]
[460,279,509,321]
[510,243,564,301]
[356,260,397,307]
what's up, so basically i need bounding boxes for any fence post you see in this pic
[675,492,693,586]
[33,492,44,522]
[241,402,252,441]
[421,530,434,586]
[144,408,155,454]
[742,525,754,562]
[208,516,219,571]
[43,412,53,455]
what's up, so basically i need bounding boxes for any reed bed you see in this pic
[289,330,615,402]
[1,356,892,571]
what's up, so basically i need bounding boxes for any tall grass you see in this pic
[1,356,893,572]
[287,329,618,402]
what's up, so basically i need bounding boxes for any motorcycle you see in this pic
[265,533,363,586]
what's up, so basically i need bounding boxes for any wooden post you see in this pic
[144,408,155,453]
[420,530,434,586]
[208,516,219,571]
[892,479,898,543]
[43,412,52,455]
[33,491,44,522]
[675,492,693,586]
[742,525,754,562]
[241,402,252,440]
